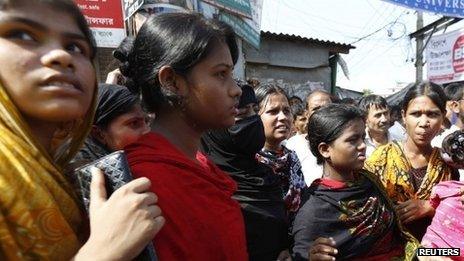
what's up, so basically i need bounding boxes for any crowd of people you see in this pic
[0,0,463,260]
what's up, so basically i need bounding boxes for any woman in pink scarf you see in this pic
[422,131,464,260]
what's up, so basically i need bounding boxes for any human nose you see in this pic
[229,79,242,99]
[277,110,288,121]
[41,44,74,71]
[358,139,366,151]
[418,115,430,127]
[380,114,388,123]
[141,122,150,135]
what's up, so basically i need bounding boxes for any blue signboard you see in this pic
[383,0,464,18]
[203,0,252,18]
[219,11,260,48]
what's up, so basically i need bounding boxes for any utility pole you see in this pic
[415,12,424,83]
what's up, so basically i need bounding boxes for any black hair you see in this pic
[444,83,464,101]
[401,81,447,114]
[307,103,364,164]
[94,84,140,129]
[237,82,257,108]
[255,84,290,111]
[357,95,389,118]
[0,0,96,59]
[289,96,303,104]
[291,103,305,120]
[339,97,357,105]
[115,12,238,113]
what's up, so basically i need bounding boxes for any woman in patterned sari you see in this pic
[292,104,418,261]
[365,82,455,241]
[0,0,163,259]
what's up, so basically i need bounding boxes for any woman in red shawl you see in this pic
[117,13,248,260]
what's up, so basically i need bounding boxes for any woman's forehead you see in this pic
[406,96,440,111]
[265,93,288,106]
[0,2,84,36]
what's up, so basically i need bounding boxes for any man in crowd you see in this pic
[432,83,464,180]
[358,95,400,157]
[445,83,463,129]
[286,90,332,186]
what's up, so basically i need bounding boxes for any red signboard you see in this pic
[74,0,126,48]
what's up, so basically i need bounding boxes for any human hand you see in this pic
[277,249,291,261]
[395,199,434,224]
[106,68,125,85]
[75,168,165,260]
[309,237,338,261]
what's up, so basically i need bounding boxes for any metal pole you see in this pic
[415,12,424,83]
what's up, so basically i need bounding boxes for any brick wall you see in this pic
[95,47,117,83]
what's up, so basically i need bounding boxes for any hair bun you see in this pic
[113,36,135,78]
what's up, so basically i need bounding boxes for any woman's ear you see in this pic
[90,125,107,145]
[158,66,188,97]
[450,101,460,114]
[318,142,331,161]
[401,109,406,124]
[159,65,179,94]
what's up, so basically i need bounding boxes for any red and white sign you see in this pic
[426,28,464,84]
[75,0,126,48]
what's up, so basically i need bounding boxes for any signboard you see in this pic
[219,11,260,48]
[383,0,464,18]
[123,0,144,20]
[134,1,195,32]
[246,0,263,33]
[144,0,195,10]
[202,0,252,18]
[426,28,464,83]
[75,0,126,48]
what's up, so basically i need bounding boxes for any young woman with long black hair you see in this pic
[118,13,248,260]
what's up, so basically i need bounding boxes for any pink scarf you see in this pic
[422,181,464,259]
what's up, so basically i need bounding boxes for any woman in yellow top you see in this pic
[0,0,164,259]
[365,81,455,241]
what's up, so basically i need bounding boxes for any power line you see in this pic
[346,3,397,63]
[347,9,408,64]
[350,10,407,44]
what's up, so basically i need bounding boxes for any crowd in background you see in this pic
[0,1,463,260]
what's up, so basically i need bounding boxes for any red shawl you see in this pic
[126,132,248,261]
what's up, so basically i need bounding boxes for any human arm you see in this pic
[277,249,292,261]
[308,237,338,261]
[105,69,125,85]
[395,199,435,224]
[292,198,338,261]
[72,168,165,260]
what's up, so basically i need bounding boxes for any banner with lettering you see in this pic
[382,0,464,18]
[426,28,464,83]
[123,0,144,20]
[75,0,126,48]
[202,0,252,18]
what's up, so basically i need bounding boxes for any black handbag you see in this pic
[74,150,157,261]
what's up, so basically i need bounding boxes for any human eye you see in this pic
[215,70,227,79]
[125,119,140,129]
[267,108,278,115]
[428,111,441,118]
[4,29,36,42]
[409,111,421,117]
[65,41,90,57]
